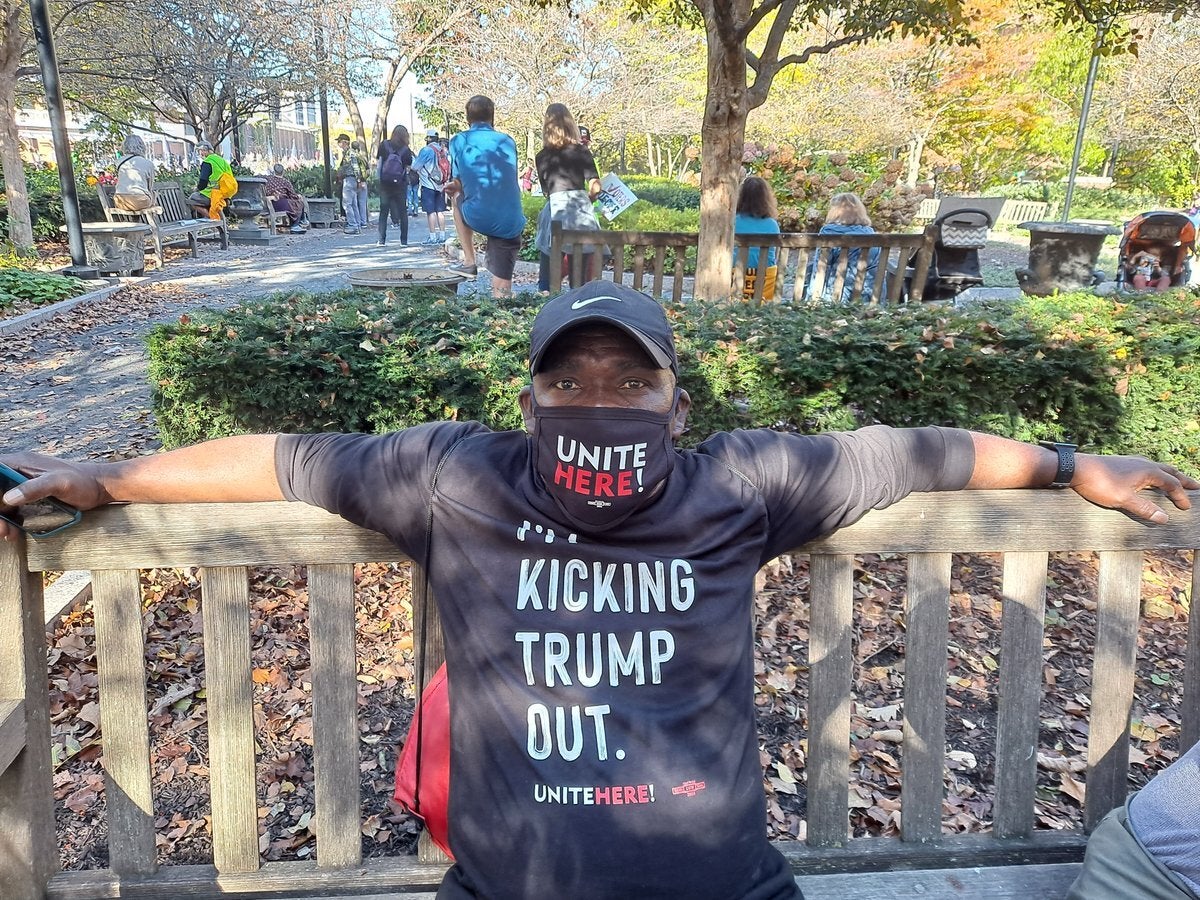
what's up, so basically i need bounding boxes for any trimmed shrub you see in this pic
[0,268,87,309]
[147,288,1200,470]
[622,176,701,211]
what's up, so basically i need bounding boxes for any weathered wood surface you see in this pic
[795,862,1081,899]
[1084,550,1143,830]
[993,551,1050,838]
[7,489,1198,899]
[805,553,854,847]
[0,700,25,777]
[92,568,157,876]
[901,552,952,842]
[309,564,363,869]
[26,491,1200,573]
[203,566,260,873]
[0,551,57,900]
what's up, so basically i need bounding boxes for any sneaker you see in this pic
[289,225,306,234]
[450,262,478,276]
[423,236,440,245]
[376,241,385,246]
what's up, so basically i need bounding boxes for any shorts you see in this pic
[484,234,522,281]
[421,187,446,214]
[1066,801,1197,899]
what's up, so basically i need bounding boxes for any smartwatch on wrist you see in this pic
[1038,441,1077,488]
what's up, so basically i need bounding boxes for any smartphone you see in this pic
[0,463,82,539]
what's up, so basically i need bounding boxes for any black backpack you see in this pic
[380,142,407,185]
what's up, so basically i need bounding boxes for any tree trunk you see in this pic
[694,12,749,301]
[371,57,406,147]
[0,56,34,251]
[905,133,925,187]
[646,131,656,176]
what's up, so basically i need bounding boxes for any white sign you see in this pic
[596,173,638,221]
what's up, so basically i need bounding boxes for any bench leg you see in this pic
[188,233,198,259]
[153,233,164,269]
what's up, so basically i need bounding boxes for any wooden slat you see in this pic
[908,226,937,303]
[796,862,1081,900]
[412,562,451,865]
[631,246,646,290]
[309,564,361,868]
[901,553,951,842]
[1084,550,1142,830]
[651,249,666,298]
[994,551,1049,837]
[570,246,584,287]
[791,248,812,302]
[26,492,1200,573]
[92,568,157,875]
[611,241,625,284]
[0,699,25,777]
[202,566,259,873]
[806,553,854,847]
[548,222,564,292]
[1182,552,1200,753]
[781,828,1087,876]
[672,251,686,302]
[828,248,851,302]
[871,247,891,304]
[0,542,57,899]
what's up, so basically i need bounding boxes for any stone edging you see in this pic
[0,278,127,335]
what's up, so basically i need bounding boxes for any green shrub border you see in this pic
[147,288,1200,471]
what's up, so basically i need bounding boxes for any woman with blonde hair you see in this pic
[806,191,881,303]
[534,102,603,293]
[734,175,781,300]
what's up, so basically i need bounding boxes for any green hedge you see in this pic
[622,176,700,211]
[0,268,87,309]
[147,288,1200,470]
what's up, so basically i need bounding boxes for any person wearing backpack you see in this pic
[376,125,413,247]
[415,128,448,245]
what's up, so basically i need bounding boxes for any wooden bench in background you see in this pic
[549,222,938,304]
[2,489,1197,898]
[99,181,229,268]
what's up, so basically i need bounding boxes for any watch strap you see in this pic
[1039,441,1077,488]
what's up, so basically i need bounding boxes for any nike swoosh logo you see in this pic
[571,295,622,310]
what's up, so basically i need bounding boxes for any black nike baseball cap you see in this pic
[528,282,677,375]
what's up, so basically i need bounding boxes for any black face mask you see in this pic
[531,399,679,533]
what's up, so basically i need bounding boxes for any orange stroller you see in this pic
[1116,211,1196,291]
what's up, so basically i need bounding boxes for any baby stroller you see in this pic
[1116,211,1196,292]
[921,208,993,301]
[894,208,993,302]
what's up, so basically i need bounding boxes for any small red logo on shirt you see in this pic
[672,780,706,798]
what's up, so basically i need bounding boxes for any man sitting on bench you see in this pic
[265,163,310,234]
[187,140,235,218]
[3,283,1195,900]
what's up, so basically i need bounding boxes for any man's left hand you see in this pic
[1073,454,1199,524]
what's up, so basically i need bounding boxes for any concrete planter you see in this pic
[227,177,276,245]
[62,222,152,276]
[348,267,467,297]
[1016,221,1120,296]
[307,197,337,227]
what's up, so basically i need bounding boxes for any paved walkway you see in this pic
[0,213,529,460]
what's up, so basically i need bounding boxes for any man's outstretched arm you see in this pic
[1,435,283,541]
[966,432,1198,525]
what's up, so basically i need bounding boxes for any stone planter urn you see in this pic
[63,222,152,276]
[226,176,276,245]
[306,197,337,228]
[348,267,468,297]
[1016,221,1121,295]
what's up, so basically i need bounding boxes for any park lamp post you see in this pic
[1061,18,1112,223]
[28,0,98,278]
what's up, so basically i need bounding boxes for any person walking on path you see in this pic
[376,125,413,246]
[533,103,603,294]
[4,283,1196,900]
[414,128,448,245]
[445,95,526,296]
[352,140,370,228]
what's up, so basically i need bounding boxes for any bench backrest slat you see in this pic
[310,563,364,868]
[900,552,953,843]
[204,566,260,873]
[1184,560,1200,753]
[804,553,854,847]
[93,568,157,875]
[1084,550,1143,830]
[155,183,191,225]
[993,551,1050,838]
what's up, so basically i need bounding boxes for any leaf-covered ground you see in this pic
[48,548,1192,867]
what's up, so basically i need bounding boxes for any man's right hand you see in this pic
[1,454,109,542]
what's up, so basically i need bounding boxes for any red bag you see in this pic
[393,661,454,858]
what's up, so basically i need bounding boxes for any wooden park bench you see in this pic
[98,181,229,269]
[2,488,1197,898]
[549,222,938,303]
